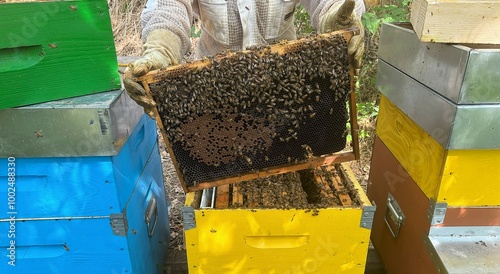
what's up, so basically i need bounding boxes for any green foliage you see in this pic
[346,101,379,142]
[362,0,411,35]
[294,4,314,35]
[191,25,202,38]
[358,101,379,119]
[348,0,411,143]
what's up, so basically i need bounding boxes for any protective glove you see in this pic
[123,29,182,118]
[319,0,364,73]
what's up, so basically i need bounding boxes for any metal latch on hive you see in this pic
[182,206,196,230]
[360,205,376,229]
[110,210,128,236]
[385,193,405,238]
[427,198,447,225]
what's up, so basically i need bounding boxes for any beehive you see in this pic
[0,91,168,273]
[136,30,359,191]
[183,163,374,273]
[376,23,500,206]
[130,29,372,272]
[368,23,500,273]
[0,0,120,109]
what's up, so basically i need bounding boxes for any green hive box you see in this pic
[0,0,121,109]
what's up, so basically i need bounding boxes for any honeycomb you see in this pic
[150,33,351,187]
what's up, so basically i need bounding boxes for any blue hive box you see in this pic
[0,90,169,273]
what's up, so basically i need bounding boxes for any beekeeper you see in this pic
[124,0,365,117]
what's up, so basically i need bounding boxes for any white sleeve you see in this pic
[301,0,366,30]
[141,0,194,57]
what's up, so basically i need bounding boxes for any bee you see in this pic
[244,156,252,165]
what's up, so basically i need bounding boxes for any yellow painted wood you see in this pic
[184,165,371,273]
[376,96,445,200]
[341,163,372,207]
[439,150,500,206]
[410,0,500,44]
[377,96,500,206]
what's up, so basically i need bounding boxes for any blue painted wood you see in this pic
[124,142,169,274]
[0,115,168,273]
[0,218,131,272]
[0,115,157,218]
[0,156,119,218]
[112,115,159,209]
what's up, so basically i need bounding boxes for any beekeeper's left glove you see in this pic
[123,29,182,118]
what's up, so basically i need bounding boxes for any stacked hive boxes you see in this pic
[0,1,169,273]
[0,92,170,273]
[368,22,500,273]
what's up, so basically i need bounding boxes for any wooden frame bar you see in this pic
[136,28,361,193]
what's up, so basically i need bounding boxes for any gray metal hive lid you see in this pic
[378,22,500,104]
[0,90,144,157]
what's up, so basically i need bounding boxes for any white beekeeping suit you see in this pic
[141,0,365,59]
[124,0,365,117]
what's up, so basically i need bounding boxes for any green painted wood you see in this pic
[0,0,121,109]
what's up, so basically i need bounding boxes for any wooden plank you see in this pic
[368,136,435,274]
[376,95,445,200]
[325,165,352,206]
[143,82,188,193]
[348,68,361,160]
[313,169,338,206]
[0,0,120,109]
[439,149,500,206]
[135,29,356,84]
[215,184,230,209]
[186,152,356,192]
[231,184,244,207]
[184,205,371,273]
[341,162,372,207]
[439,207,500,226]
[377,97,500,207]
[410,0,500,44]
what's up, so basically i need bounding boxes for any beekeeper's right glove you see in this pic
[319,0,364,74]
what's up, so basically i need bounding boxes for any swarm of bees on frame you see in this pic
[227,164,360,209]
[150,34,350,185]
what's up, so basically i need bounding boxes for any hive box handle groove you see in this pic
[0,45,43,72]
[244,235,310,249]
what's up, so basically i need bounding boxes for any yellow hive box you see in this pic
[182,163,373,273]
[377,96,500,207]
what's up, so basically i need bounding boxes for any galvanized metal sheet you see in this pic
[376,60,455,148]
[378,23,500,104]
[0,90,143,157]
[461,49,500,103]
[377,60,500,150]
[425,226,500,274]
[451,105,500,149]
